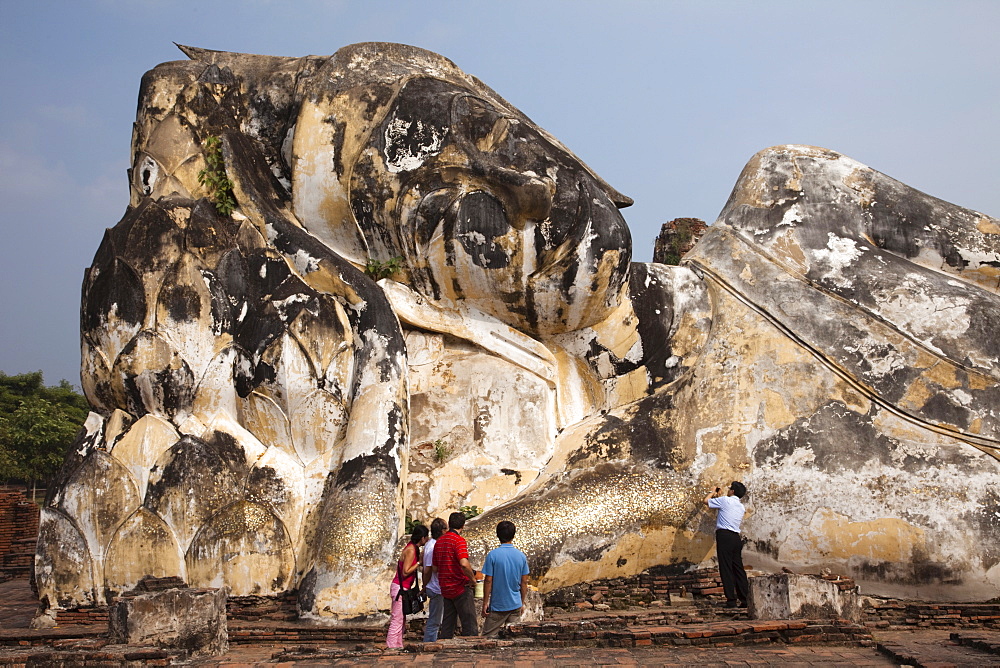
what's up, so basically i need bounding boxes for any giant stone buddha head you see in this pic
[283,43,633,335]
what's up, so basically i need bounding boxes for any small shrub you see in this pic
[364,256,402,281]
[433,438,451,463]
[197,136,236,215]
[460,505,481,520]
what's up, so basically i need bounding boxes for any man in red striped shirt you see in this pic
[431,511,479,637]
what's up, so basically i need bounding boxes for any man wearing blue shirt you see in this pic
[705,481,749,608]
[480,520,530,637]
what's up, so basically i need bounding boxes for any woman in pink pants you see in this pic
[387,524,429,648]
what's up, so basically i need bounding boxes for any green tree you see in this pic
[0,372,88,499]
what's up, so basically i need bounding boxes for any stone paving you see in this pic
[2,579,1000,666]
[231,642,900,667]
[876,629,1000,667]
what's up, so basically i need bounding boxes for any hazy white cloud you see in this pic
[0,141,70,199]
[0,140,124,208]
[37,103,93,128]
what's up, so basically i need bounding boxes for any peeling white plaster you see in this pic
[778,202,804,227]
[264,223,278,244]
[78,412,104,456]
[461,230,487,246]
[951,389,973,407]
[876,284,971,343]
[813,233,864,288]
[384,117,445,173]
[842,339,906,379]
[691,424,725,478]
[784,446,816,467]
[273,293,311,321]
[290,249,321,274]
[957,247,1000,271]
[623,337,644,364]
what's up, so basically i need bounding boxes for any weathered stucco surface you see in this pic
[681,146,1000,599]
[38,44,1000,621]
[108,586,229,656]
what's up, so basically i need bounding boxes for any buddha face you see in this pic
[349,77,632,336]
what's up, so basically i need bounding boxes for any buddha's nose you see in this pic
[599,181,633,209]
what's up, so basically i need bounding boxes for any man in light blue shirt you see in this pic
[705,481,749,608]
[480,520,530,637]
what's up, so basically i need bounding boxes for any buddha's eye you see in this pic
[452,95,512,155]
[478,117,511,154]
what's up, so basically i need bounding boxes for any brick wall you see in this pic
[0,489,39,580]
[864,601,1000,630]
[545,568,725,610]
[227,592,299,621]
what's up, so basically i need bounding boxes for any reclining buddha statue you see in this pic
[36,42,1000,621]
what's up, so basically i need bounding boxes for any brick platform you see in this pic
[43,568,1000,636]
[876,628,1000,667]
[4,577,1000,665]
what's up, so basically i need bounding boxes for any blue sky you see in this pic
[1,0,998,387]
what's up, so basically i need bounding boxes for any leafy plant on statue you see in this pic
[197,136,236,215]
[433,438,451,462]
[364,256,402,281]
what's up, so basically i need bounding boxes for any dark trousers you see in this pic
[716,529,749,603]
[439,585,478,638]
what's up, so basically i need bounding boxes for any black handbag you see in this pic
[396,562,424,615]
